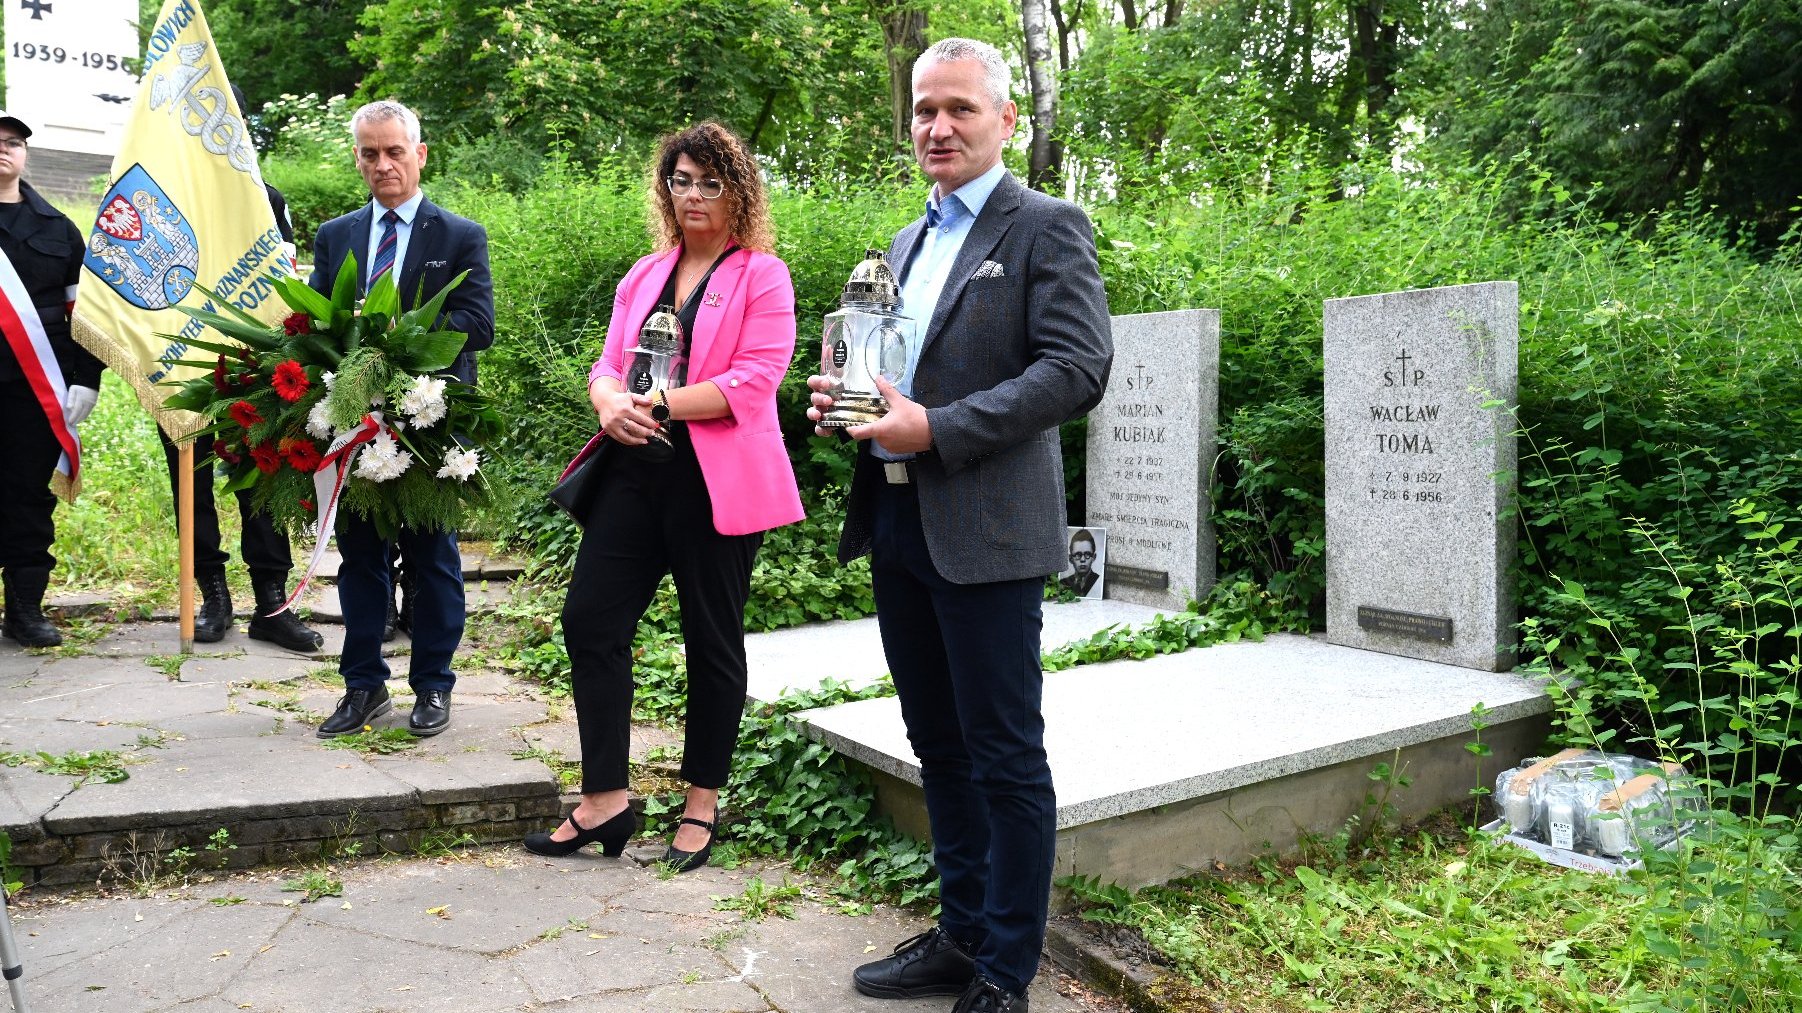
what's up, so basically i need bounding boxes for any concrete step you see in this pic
[799,632,1552,890]
[744,597,1168,703]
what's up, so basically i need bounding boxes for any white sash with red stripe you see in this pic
[0,246,80,488]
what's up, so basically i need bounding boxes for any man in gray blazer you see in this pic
[808,37,1113,1013]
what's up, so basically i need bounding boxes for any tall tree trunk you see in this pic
[1121,0,1142,31]
[1022,0,1062,189]
[871,1,929,158]
[1162,0,1185,26]
[1349,0,1400,147]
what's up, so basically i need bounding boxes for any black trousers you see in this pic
[871,480,1056,996]
[562,436,762,794]
[158,429,292,579]
[0,378,61,571]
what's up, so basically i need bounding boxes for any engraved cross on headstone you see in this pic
[20,0,53,20]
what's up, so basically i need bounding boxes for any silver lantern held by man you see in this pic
[819,248,916,427]
[626,304,684,456]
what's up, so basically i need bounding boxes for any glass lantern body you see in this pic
[819,304,916,427]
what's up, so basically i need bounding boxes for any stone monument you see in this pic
[1323,281,1518,671]
[1084,309,1219,610]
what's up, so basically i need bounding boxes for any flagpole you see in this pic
[179,441,195,653]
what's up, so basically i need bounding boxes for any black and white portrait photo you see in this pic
[1056,527,1106,599]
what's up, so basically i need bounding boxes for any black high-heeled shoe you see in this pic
[662,809,718,873]
[523,806,637,858]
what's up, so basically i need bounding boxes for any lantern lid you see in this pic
[841,248,901,309]
[639,304,683,353]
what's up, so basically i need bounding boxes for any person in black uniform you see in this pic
[150,86,323,652]
[0,111,101,648]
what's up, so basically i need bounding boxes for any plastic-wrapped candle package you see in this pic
[1492,749,1692,858]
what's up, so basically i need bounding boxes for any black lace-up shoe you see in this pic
[317,686,392,738]
[951,975,1029,1012]
[852,926,976,999]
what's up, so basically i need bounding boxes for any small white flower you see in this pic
[436,447,480,482]
[352,431,412,482]
[398,375,448,429]
[306,401,334,439]
[321,371,336,390]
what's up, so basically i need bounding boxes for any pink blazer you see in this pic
[563,246,804,536]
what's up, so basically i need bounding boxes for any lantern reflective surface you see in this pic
[625,304,684,458]
[820,248,916,427]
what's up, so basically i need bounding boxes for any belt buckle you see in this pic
[882,461,911,485]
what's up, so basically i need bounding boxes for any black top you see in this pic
[646,244,739,381]
[0,181,102,388]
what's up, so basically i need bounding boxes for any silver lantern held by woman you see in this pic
[819,248,916,427]
[626,304,684,456]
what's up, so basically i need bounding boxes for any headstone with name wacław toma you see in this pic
[1323,281,1518,671]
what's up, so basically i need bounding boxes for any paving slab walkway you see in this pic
[3,849,1122,1012]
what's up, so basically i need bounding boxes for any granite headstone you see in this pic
[1084,309,1219,610]
[1324,281,1518,671]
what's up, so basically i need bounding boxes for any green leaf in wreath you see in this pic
[393,329,467,374]
[330,255,359,311]
[362,270,401,320]
[274,275,334,322]
[398,270,467,335]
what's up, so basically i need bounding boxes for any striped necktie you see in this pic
[369,209,400,287]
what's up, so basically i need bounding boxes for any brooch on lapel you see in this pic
[703,291,722,307]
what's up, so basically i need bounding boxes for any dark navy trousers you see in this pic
[870,480,1056,996]
[335,515,463,693]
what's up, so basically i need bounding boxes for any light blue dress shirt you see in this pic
[876,162,1008,462]
[364,190,426,288]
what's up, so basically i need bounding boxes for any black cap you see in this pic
[0,111,30,139]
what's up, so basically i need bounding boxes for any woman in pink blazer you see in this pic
[525,122,802,870]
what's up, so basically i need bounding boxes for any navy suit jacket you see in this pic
[307,196,494,386]
[837,172,1114,584]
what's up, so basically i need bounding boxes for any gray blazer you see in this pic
[837,172,1114,584]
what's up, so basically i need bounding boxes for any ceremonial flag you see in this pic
[71,0,289,441]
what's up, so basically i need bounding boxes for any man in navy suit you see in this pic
[307,99,494,738]
[809,38,1112,1013]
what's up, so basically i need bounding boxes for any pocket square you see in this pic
[971,260,1006,280]
[425,259,448,269]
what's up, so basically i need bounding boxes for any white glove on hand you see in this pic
[64,385,99,427]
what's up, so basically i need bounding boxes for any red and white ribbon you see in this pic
[272,411,386,615]
[0,249,80,488]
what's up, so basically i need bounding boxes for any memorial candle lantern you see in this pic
[819,248,915,427]
[626,304,684,459]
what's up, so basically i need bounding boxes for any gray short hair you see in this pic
[349,100,421,146]
[914,38,1011,110]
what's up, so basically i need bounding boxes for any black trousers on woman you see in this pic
[562,433,762,794]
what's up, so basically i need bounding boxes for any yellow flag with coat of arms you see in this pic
[71,0,290,443]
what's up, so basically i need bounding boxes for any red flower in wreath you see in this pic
[272,360,309,402]
[229,400,262,428]
[284,439,323,472]
[281,312,311,336]
[299,497,315,512]
[215,443,242,466]
[212,354,230,393]
[250,442,281,475]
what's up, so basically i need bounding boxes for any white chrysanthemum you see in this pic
[436,447,480,482]
[306,401,333,439]
[352,432,412,482]
[321,371,336,390]
[398,375,448,428]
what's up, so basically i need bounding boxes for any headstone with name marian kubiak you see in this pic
[1324,281,1518,671]
[1083,309,1219,610]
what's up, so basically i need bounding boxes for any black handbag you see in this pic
[548,437,607,524]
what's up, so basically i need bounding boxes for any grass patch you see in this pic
[320,728,418,755]
[509,745,581,789]
[1062,809,1802,1012]
[281,870,343,903]
[712,875,802,922]
[145,654,185,680]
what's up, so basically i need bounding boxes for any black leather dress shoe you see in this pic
[853,926,976,999]
[317,686,392,738]
[952,976,1029,1012]
[409,689,451,736]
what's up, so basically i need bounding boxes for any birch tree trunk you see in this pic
[1022,0,1062,189]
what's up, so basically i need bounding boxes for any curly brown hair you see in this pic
[647,121,775,254]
